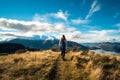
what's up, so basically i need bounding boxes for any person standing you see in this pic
[59,35,67,61]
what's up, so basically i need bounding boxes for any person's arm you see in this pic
[58,39,62,51]
[59,39,61,46]
[65,39,67,49]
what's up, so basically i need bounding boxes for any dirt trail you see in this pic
[52,53,80,80]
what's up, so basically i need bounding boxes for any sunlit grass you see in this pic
[0,50,60,80]
[70,50,120,80]
[0,50,120,80]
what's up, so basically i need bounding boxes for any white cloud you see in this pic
[71,18,89,24]
[0,18,120,43]
[0,18,119,43]
[85,0,101,20]
[54,23,75,32]
[89,30,117,36]
[0,9,120,43]
[0,18,75,33]
[33,13,48,22]
[0,18,76,41]
[0,18,34,32]
[0,31,22,41]
[87,30,120,42]
[64,30,120,43]
[53,10,69,21]
[33,10,69,22]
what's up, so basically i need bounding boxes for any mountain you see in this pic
[0,42,40,54]
[3,39,88,50]
[0,43,26,53]
[82,42,120,52]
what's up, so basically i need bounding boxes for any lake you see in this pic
[92,49,120,54]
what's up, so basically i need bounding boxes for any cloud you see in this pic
[0,18,76,41]
[33,13,48,22]
[0,18,120,42]
[85,0,101,20]
[0,10,71,41]
[64,29,120,43]
[0,7,120,43]
[89,30,117,36]
[0,31,21,41]
[0,18,33,32]
[65,31,100,42]
[33,10,69,22]
[0,18,75,33]
[54,23,75,32]
[87,30,120,42]
[71,18,89,24]
[53,10,69,21]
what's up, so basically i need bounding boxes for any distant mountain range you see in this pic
[7,39,88,50]
[0,39,88,53]
[82,42,120,53]
[1,39,120,54]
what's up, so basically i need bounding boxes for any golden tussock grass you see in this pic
[70,50,120,80]
[90,67,103,80]
[0,50,60,80]
[85,60,93,70]
[0,50,120,80]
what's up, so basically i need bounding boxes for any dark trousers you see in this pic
[61,50,65,60]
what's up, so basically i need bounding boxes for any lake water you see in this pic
[92,49,120,54]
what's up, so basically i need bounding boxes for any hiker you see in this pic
[59,35,67,61]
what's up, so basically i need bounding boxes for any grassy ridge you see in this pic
[70,50,120,80]
[0,50,120,80]
[0,51,60,80]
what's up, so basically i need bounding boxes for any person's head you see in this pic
[61,35,66,41]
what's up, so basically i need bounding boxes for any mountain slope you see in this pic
[0,43,26,53]
[82,42,120,52]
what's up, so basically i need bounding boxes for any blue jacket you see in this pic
[59,39,67,51]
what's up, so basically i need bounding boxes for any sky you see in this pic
[0,0,120,43]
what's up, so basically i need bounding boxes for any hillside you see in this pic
[0,50,120,80]
[0,43,40,54]
[0,43,26,53]
[82,42,120,53]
